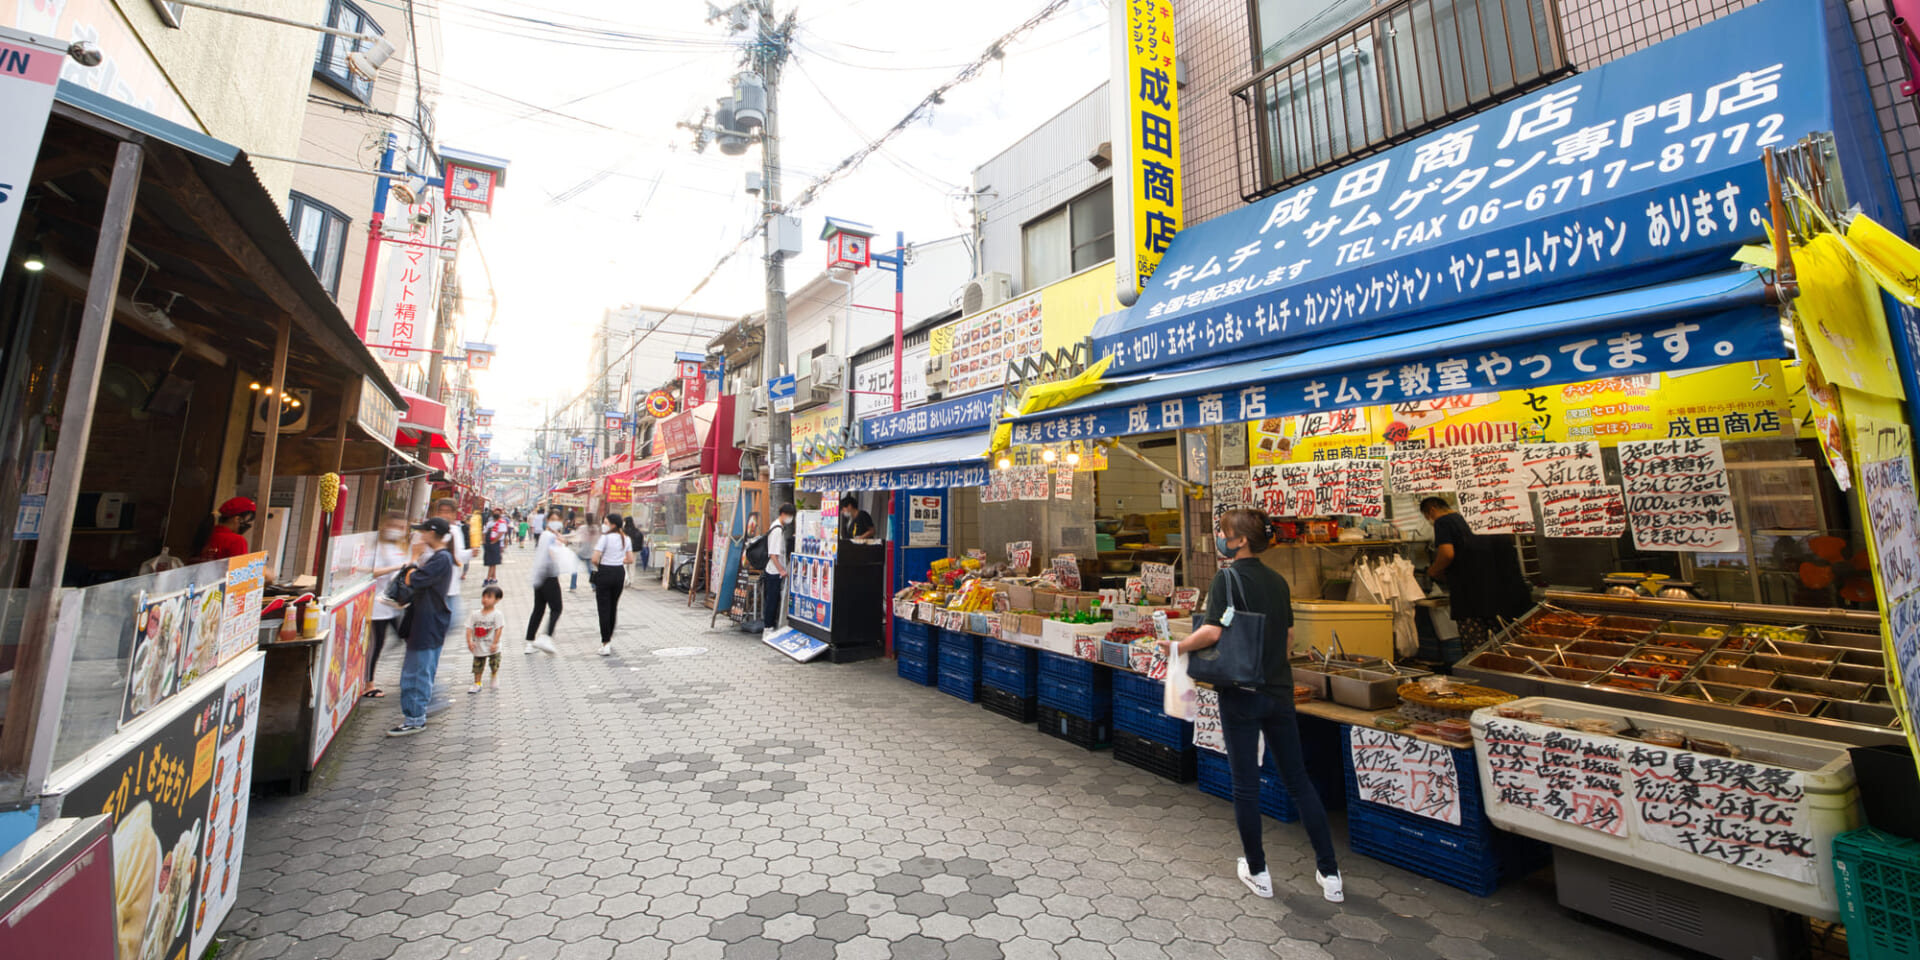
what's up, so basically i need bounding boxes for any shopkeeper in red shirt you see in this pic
[197,497,257,561]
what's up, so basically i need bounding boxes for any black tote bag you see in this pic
[1187,566,1268,689]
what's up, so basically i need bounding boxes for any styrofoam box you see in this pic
[1470,697,1859,920]
[1038,620,1107,656]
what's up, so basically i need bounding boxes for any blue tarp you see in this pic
[796,431,993,493]
[1011,271,1783,444]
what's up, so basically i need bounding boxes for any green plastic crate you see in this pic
[1834,829,1920,959]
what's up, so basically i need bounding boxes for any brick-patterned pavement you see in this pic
[219,547,1692,960]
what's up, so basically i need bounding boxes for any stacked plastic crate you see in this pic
[936,628,982,702]
[978,637,1038,722]
[895,619,935,686]
[1110,673,1195,782]
[1339,724,1547,895]
[1036,651,1111,749]
[1195,715,1347,821]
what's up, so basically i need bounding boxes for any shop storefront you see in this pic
[0,69,405,960]
[870,2,1920,953]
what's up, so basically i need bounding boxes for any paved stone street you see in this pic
[221,547,1692,960]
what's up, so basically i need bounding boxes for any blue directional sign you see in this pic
[768,374,796,413]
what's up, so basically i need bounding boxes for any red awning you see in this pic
[397,386,447,432]
[605,460,663,486]
[548,479,591,495]
[398,426,454,450]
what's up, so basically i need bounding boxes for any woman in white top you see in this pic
[590,512,630,655]
[364,512,413,699]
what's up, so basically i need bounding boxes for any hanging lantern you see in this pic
[604,410,626,432]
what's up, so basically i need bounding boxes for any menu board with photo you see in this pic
[218,553,266,666]
[122,584,224,729]
[942,293,1042,396]
[1618,437,1741,552]
[194,660,263,957]
[311,582,376,765]
[68,654,265,960]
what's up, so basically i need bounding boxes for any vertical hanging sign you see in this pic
[376,191,439,363]
[1110,0,1180,301]
[0,29,65,272]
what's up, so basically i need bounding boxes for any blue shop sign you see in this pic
[859,391,1000,446]
[1093,0,1896,376]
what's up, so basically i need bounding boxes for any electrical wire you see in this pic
[527,0,1081,433]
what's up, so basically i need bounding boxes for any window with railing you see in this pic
[1233,0,1569,201]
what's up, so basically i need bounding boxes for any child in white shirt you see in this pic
[468,585,506,692]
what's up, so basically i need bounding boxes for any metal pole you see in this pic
[352,134,396,340]
[891,231,904,415]
[759,0,793,511]
[0,141,142,800]
[254,317,291,553]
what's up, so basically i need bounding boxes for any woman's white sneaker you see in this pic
[1237,858,1273,898]
[1317,870,1344,903]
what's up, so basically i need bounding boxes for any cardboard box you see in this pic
[1003,583,1035,610]
[1018,613,1048,637]
[1112,605,1182,629]
[1035,628,1076,656]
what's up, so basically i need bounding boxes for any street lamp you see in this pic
[164,1,396,78]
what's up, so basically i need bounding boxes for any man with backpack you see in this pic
[763,504,793,631]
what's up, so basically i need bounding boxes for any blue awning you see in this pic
[797,431,993,493]
[1011,271,1784,444]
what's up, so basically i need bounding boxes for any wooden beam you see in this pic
[252,316,290,553]
[141,149,339,354]
[0,142,143,801]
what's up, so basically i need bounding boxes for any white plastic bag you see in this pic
[1164,643,1199,720]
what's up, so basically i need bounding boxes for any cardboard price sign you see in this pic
[1007,541,1033,574]
[1141,562,1175,600]
[1347,726,1462,825]
[1051,554,1082,591]
[1618,437,1740,552]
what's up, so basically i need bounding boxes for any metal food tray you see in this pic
[1454,592,1902,746]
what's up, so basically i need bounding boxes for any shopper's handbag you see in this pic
[1186,567,1268,689]
[383,564,419,608]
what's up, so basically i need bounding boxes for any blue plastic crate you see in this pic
[896,619,932,644]
[937,664,978,703]
[980,658,1037,698]
[1037,650,1099,685]
[982,637,1036,668]
[1198,749,1233,801]
[1338,724,1544,894]
[1111,696,1193,748]
[940,644,979,677]
[939,628,981,653]
[1195,748,1307,822]
[1112,671,1164,705]
[894,632,934,662]
[1038,673,1111,718]
[897,651,934,686]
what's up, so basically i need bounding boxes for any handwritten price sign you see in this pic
[1629,745,1814,883]
[1483,718,1627,837]
[1619,436,1741,552]
[1348,725,1462,825]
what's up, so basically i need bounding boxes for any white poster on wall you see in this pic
[852,346,930,418]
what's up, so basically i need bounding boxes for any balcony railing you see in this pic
[1231,0,1571,202]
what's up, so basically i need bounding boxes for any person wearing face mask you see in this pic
[590,512,630,655]
[524,516,567,654]
[1164,508,1343,904]
[195,497,258,561]
[363,512,413,699]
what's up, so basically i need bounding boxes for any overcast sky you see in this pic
[432,0,1109,456]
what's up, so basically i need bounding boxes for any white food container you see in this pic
[1471,697,1858,919]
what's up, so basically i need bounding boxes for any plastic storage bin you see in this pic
[1038,673,1110,719]
[1038,650,1098,684]
[897,651,934,686]
[978,683,1037,723]
[1037,704,1110,750]
[981,658,1038,698]
[937,662,978,703]
[1112,671,1164,704]
[1835,829,1920,959]
[1114,729,1196,783]
[894,631,933,663]
[1111,696,1192,748]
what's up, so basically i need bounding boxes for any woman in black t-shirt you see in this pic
[1167,507,1343,903]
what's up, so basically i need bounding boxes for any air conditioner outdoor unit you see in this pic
[815,354,845,386]
[961,272,1013,315]
[741,418,769,449]
[924,354,949,386]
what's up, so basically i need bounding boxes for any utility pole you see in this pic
[755,0,795,511]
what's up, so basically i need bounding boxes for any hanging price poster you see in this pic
[1618,436,1741,552]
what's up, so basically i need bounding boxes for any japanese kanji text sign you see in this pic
[1094,0,1839,374]
[1111,0,1180,295]
[375,191,438,363]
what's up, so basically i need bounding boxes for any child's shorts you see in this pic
[473,654,501,671]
